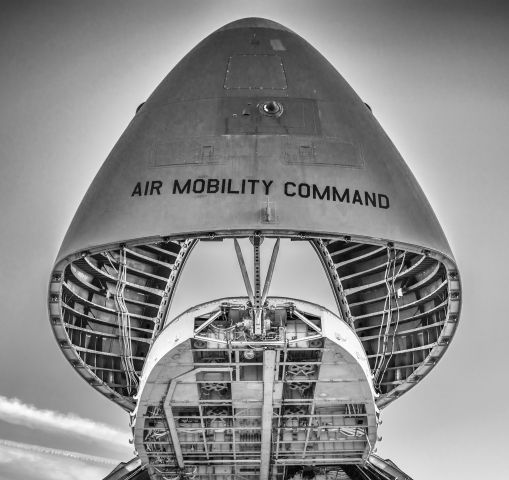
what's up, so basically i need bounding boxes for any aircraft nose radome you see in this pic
[218,17,292,32]
[57,14,455,265]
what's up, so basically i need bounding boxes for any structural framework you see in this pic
[48,18,461,480]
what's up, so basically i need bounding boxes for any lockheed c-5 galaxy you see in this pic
[48,17,461,480]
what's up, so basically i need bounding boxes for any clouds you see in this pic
[0,439,117,466]
[0,439,115,480]
[0,395,128,447]
[0,396,132,479]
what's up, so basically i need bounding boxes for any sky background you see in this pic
[1,0,508,478]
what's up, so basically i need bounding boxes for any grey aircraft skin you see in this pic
[48,18,461,480]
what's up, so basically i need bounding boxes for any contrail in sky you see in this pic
[0,438,119,466]
[0,395,128,446]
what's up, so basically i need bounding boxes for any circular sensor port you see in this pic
[259,100,283,117]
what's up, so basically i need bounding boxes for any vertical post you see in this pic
[252,236,263,335]
[254,241,261,305]
[260,350,276,480]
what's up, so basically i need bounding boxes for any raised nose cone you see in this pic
[56,17,454,264]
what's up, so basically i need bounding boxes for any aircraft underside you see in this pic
[50,233,458,480]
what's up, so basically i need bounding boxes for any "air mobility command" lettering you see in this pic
[131,178,390,209]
